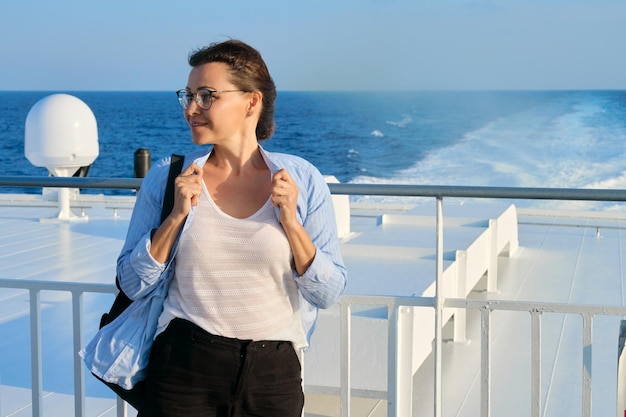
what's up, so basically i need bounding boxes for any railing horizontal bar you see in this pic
[3,176,626,202]
[0,278,118,294]
[0,176,143,190]
[445,297,626,316]
[339,295,436,308]
[327,183,626,202]
[9,283,623,317]
[518,221,626,231]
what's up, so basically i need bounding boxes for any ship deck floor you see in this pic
[1,194,625,416]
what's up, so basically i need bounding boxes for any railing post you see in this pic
[434,197,444,417]
[72,292,85,417]
[618,320,626,417]
[388,304,398,417]
[388,305,414,417]
[530,310,542,417]
[340,302,351,417]
[117,397,129,417]
[30,289,43,417]
[582,313,593,417]
[480,306,492,417]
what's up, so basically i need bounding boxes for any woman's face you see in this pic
[183,62,250,146]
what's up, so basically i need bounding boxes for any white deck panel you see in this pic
[1,194,625,416]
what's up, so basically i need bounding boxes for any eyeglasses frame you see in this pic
[175,88,246,110]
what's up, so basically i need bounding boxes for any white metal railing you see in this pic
[3,281,626,417]
[333,294,626,417]
[3,177,626,417]
[443,299,626,417]
[0,279,121,417]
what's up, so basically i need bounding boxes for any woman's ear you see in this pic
[247,91,263,116]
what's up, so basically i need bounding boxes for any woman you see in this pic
[117,40,346,416]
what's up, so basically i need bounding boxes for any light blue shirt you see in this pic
[81,146,347,389]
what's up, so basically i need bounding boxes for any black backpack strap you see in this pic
[160,154,184,223]
[104,154,185,326]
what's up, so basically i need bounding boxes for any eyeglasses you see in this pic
[176,88,245,110]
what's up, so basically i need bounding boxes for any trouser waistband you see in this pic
[167,318,291,352]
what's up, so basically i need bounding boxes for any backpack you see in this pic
[95,154,183,410]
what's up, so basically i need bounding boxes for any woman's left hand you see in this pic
[271,168,316,275]
[271,168,299,227]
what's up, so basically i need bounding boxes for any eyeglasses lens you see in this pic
[197,90,214,109]
[176,90,215,110]
[176,91,188,109]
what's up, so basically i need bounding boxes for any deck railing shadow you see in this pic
[3,176,626,417]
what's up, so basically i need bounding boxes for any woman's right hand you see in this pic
[172,163,203,221]
[150,162,203,263]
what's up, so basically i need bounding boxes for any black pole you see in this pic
[134,148,151,178]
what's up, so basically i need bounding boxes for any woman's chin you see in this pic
[191,135,213,146]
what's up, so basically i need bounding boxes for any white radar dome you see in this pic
[25,93,99,177]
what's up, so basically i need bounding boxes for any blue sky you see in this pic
[1,0,624,91]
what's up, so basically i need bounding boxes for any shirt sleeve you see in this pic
[293,166,347,309]
[116,158,172,299]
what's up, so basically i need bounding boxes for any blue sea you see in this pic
[1,90,626,209]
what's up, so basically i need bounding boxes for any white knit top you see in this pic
[157,182,307,349]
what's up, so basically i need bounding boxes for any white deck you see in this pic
[1,193,626,416]
[411,209,626,417]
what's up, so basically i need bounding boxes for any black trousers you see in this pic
[140,318,304,417]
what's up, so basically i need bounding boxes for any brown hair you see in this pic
[188,40,276,141]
